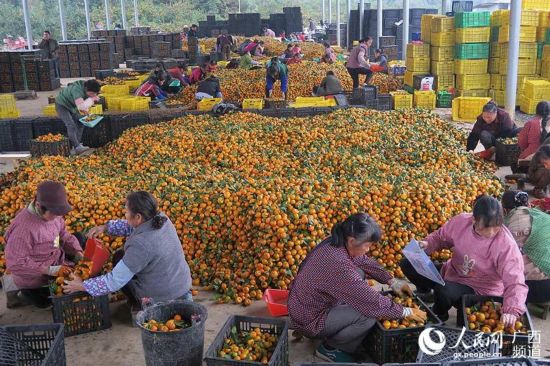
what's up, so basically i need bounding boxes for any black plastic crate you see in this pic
[377,94,392,111]
[0,119,15,152]
[30,139,70,158]
[300,364,377,366]
[445,357,537,366]
[50,292,111,337]
[0,323,66,366]
[495,140,521,167]
[295,107,316,117]
[12,117,35,151]
[313,107,333,115]
[453,0,474,12]
[365,292,443,364]
[417,326,499,364]
[204,315,288,366]
[351,85,377,105]
[279,108,296,118]
[32,117,67,138]
[462,295,534,357]
[109,112,150,139]
[365,99,378,109]
[82,117,112,148]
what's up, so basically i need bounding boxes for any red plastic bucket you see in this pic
[83,238,110,277]
[263,289,289,317]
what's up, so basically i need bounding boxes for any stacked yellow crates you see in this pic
[405,43,430,89]
[0,94,20,119]
[454,12,491,98]
[491,9,540,106]
[431,16,456,92]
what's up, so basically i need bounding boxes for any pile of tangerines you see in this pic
[142,314,190,332]
[0,109,501,305]
[218,326,278,363]
[35,133,66,143]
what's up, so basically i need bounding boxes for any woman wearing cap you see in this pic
[502,190,550,304]
[64,191,192,310]
[4,181,84,308]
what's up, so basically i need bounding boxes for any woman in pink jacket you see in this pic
[518,101,550,160]
[400,195,528,328]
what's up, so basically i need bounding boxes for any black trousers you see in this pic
[346,67,372,89]
[526,279,550,303]
[400,258,475,320]
[479,127,523,149]
[21,233,88,308]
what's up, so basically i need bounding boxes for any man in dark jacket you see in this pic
[38,31,59,77]
[195,74,223,100]
[466,102,522,153]
[217,31,235,61]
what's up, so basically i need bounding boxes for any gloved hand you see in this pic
[47,265,61,277]
[501,313,517,328]
[405,307,428,323]
[390,279,413,298]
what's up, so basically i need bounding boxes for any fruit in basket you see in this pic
[218,326,278,363]
[497,137,518,145]
[49,260,93,296]
[465,300,528,335]
[369,73,403,94]
[35,133,66,143]
[380,293,426,328]
[143,314,190,332]
[83,115,99,122]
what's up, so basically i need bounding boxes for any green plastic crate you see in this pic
[437,91,453,108]
[455,43,490,59]
[454,12,491,28]
[490,27,500,42]
[544,28,550,44]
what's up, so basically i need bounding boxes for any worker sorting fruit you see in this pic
[4,181,85,308]
[400,195,528,327]
[63,191,192,310]
[502,190,550,304]
[288,213,427,363]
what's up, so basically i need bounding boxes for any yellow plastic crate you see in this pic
[0,110,19,119]
[499,26,537,43]
[431,32,455,47]
[413,90,436,109]
[100,84,131,95]
[523,0,550,10]
[89,104,103,114]
[421,14,439,43]
[406,57,430,72]
[500,42,538,59]
[404,71,426,86]
[540,12,550,27]
[452,97,492,123]
[491,10,505,27]
[491,74,502,90]
[431,46,454,61]
[490,42,501,58]
[519,93,540,114]
[434,74,455,90]
[197,98,222,111]
[432,16,455,32]
[406,43,430,58]
[242,99,264,110]
[42,104,57,116]
[493,90,506,107]
[124,79,143,90]
[542,60,550,77]
[391,91,413,110]
[537,59,542,74]
[519,76,547,91]
[501,10,540,27]
[537,26,548,42]
[499,57,537,75]
[431,61,454,75]
[293,97,336,107]
[457,89,490,97]
[524,79,550,99]
[456,27,490,44]
[101,94,126,111]
[490,57,501,71]
[456,74,491,90]
[543,44,550,60]
[455,59,488,75]
[119,97,150,111]
[0,94,18,113]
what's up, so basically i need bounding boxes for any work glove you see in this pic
[405,307,428,323]
[501,313,517,328]
[390,278,414,298]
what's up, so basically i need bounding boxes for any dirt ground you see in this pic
[1,88,549,365]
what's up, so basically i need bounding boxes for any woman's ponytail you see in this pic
[152,212,168,229]
[330,223,346,247]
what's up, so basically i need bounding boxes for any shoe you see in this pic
[416,290,434,304]
[74,144,91,155]
[315,344,355,363]
[6,291,24,309]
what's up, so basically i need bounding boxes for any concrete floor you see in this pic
[1,93,549,365]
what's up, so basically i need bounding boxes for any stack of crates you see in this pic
[405,43,431,90]
[431,16,456,93]
[454,12,491,97]
[519,79,550,113]
[0,94,20,119]
[118,96,150,112]
[490,9,541,107]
